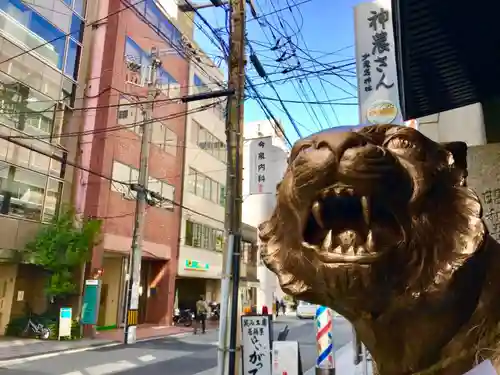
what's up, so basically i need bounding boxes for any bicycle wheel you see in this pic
[39,327,51,340]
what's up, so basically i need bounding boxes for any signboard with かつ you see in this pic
[241,314,272,375]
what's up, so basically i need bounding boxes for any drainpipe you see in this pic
[73,0,111,338]
[171,52,190,324]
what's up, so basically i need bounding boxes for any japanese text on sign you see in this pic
[482,188,500,241]
[249,136,274,195]
[257,140,267,193]
[241,315,272,375]
[368,8,394,91]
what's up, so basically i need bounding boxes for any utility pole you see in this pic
[124,47,161,345]
[218,0,247,375]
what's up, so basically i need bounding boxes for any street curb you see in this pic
[0,329,217,367]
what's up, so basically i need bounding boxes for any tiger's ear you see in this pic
[442,141,468,186]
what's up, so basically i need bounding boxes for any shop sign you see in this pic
[354,0,403,125]
[241,314,272,375]
[185,259,209,271]
[249,137,273,195]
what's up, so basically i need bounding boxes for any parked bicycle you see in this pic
[23,318,51,340]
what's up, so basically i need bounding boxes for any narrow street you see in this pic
[0,316,354,375]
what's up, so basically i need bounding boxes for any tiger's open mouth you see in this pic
[301,184,397,264]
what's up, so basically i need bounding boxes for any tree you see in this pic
[24,207,102,302]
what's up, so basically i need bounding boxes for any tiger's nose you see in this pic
[314,132,369,163]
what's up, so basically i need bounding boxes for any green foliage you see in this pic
[24,206,102,299]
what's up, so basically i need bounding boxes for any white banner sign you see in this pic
[464,360,497,375]
[249,137,274,195]
[241,315,272,375]
[272,341,300,375]
[354,0,402,125]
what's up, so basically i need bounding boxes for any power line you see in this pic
[187,2,294,145]
[5,100,225,141]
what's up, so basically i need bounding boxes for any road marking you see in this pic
[0,343,122,367]
[86,360,137,375]
[138,354,156,362]
[60,372,84,375]
[192,368,216,375]
[0,329,213,367]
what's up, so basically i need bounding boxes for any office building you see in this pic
[76,0,189,329]
[0,0,87,335]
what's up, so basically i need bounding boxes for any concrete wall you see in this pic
[418,103,486,146]
[467,143,500,242]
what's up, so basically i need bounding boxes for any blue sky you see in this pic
[190,0,361,145]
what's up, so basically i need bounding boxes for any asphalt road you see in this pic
[0,315,353,375]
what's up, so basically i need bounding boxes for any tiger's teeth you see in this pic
[311,200,325,229]
[323,230,332,250]
[361,196,370,226]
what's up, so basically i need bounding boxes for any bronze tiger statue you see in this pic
[259,124,500,375]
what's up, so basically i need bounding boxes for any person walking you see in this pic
[194,295,209,334]
[280,299,286,316]
[275,299,280,318]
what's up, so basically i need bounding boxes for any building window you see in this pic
[185,220,224,251]
[191,120,226,163]
[241,241,255,265]
[152,121,177,156]
[116,96,146,135]
[130,0,183,53]
[148,176,175,210]
[111,160,174,210]
[157,67,179,97]
[0,0,67,69]
[110,161,137,200]
[69,13,84,42]
[124,37,150,86]
[0,158,63,223]
[193,74,211,93]
[64,38,82,80]
[0,79,62,138]
[187,168,225,206]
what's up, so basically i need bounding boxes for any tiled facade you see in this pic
[78,0,189,327]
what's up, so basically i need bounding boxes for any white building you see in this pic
[176,50,227,307]
[242,119,290,311]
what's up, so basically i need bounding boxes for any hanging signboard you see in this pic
[248,137,273,195]
[354,0,402,125]
[241,314,273,375]
[354,0,418,128]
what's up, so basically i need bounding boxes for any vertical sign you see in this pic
[81,279,101,325]
[272,341,300,375]
[249,137,273,195]
[59,307,72,340]
[241,314,272,375]
[354,0,402,125]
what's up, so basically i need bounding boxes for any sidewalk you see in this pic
[0,322,218,362]
[304,341,374,375]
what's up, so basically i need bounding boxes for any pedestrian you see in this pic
[194,295,208,334]
[280,299,286,315]
[275,299,280,318]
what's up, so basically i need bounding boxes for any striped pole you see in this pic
[315,305,335,375]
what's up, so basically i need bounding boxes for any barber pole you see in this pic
[315,306,335,375]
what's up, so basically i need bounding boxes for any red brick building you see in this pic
[76,0,189,328]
